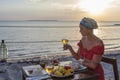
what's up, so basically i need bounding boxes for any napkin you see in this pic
[26,74,50,80]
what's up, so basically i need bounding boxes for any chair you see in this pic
[101,56,119,80]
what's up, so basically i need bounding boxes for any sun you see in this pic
[78,0,112,15]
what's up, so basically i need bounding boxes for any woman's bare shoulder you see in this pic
[95,37,104,46]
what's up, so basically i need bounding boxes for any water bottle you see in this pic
[0,40,8,62]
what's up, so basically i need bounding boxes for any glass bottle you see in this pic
[0,40,8,62]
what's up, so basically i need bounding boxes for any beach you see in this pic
[0,51,120,80]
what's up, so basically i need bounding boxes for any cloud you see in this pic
[28,0,78,5]
[112,0,120,7]
[26,0,79,11]
[28,0,46,3]
[29,0,42,2]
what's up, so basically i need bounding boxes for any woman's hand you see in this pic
[63,44,72,50]
[63,44,81,60]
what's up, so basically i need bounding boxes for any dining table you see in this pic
[22,63,99,80]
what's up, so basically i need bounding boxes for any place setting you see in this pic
[22,65,51,80]
[44,59,87,79]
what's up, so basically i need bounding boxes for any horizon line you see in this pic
[0,19,120,22]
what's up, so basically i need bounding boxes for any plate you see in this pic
[59,61,73,66]
[22,65,47,77]
[74,65,87,72]
[49,66,74,78]
[50,72,74,78]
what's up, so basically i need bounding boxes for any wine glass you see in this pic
[62,39,69,50]
[62,39,69,44]
[45,63,54,74]
[52,56,59,66]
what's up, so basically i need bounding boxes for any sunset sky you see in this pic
[0,0,120,21]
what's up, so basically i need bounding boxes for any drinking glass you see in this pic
[62,39,69,50]
[45,63,54,74]
[62,39,69,44]
[52,57,59,66]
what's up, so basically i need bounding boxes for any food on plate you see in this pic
[54,71,63,76]
[50,66,74,77]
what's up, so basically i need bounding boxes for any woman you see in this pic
[64,17,105,80]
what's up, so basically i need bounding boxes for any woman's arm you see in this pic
[82,54,102,69]
[64,44,81,60]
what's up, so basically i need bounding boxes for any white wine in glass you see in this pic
[62,39,69,50]
[45,64,54,74]
[62,39,69,44]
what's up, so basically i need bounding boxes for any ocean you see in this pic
[0,20,120,58]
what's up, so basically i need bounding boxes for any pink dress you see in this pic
[77,40,105,80]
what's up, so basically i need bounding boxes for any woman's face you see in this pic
[79,25,89,36]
